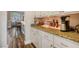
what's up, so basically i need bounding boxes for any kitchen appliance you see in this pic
[75,24,79,33]
[60,16,70,32]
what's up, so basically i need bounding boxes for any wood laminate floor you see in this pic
[9,34,35,48]
[25,44,35,48]
[8,28,34,48]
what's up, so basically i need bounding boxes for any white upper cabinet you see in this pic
[46,11,53,16]
[40,11,60,16]
[34,11,79,18]
[40,11,63,16]
[35,11,49,17]
[34,11,41,18]
[40,11,48,17]
[59,11,79,16]
[34,11,61,18]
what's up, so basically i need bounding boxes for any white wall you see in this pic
[24,11,34,44]
[0,12,2,47]
[70,13,79,27]
[0,11,8,48]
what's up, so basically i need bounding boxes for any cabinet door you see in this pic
[40,11,48,17]
[31,28,39,47]
[44,33,54,48]
[31,28,37,47]
[45,39,54,48]
[54,35,79,48]
[41,31,54,48]
[31,28,35,43]
[34,29,40,48]
[61,38,79,48]
[54,35,70,48]
[42,37,53,48]
[35,11,41,18]
[38,30,42,48]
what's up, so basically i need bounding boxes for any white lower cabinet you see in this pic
[42,38,53,48]
[54,35,79,48]
[40,31,54,48]
[31,28,54,48]
[31,28,39,47]
[54,35,68,48]
[31,27,79,48]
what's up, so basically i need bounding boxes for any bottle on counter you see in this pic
[55,20,59,28]
[52,19,56,27]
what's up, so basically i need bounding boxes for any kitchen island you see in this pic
[31,25,79,43]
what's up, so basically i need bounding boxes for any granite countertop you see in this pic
[31,25,79,43]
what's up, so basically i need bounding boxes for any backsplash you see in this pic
[34,13,79,30]
[34,16,61,29]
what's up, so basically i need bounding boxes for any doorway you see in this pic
[7,11,25,48]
